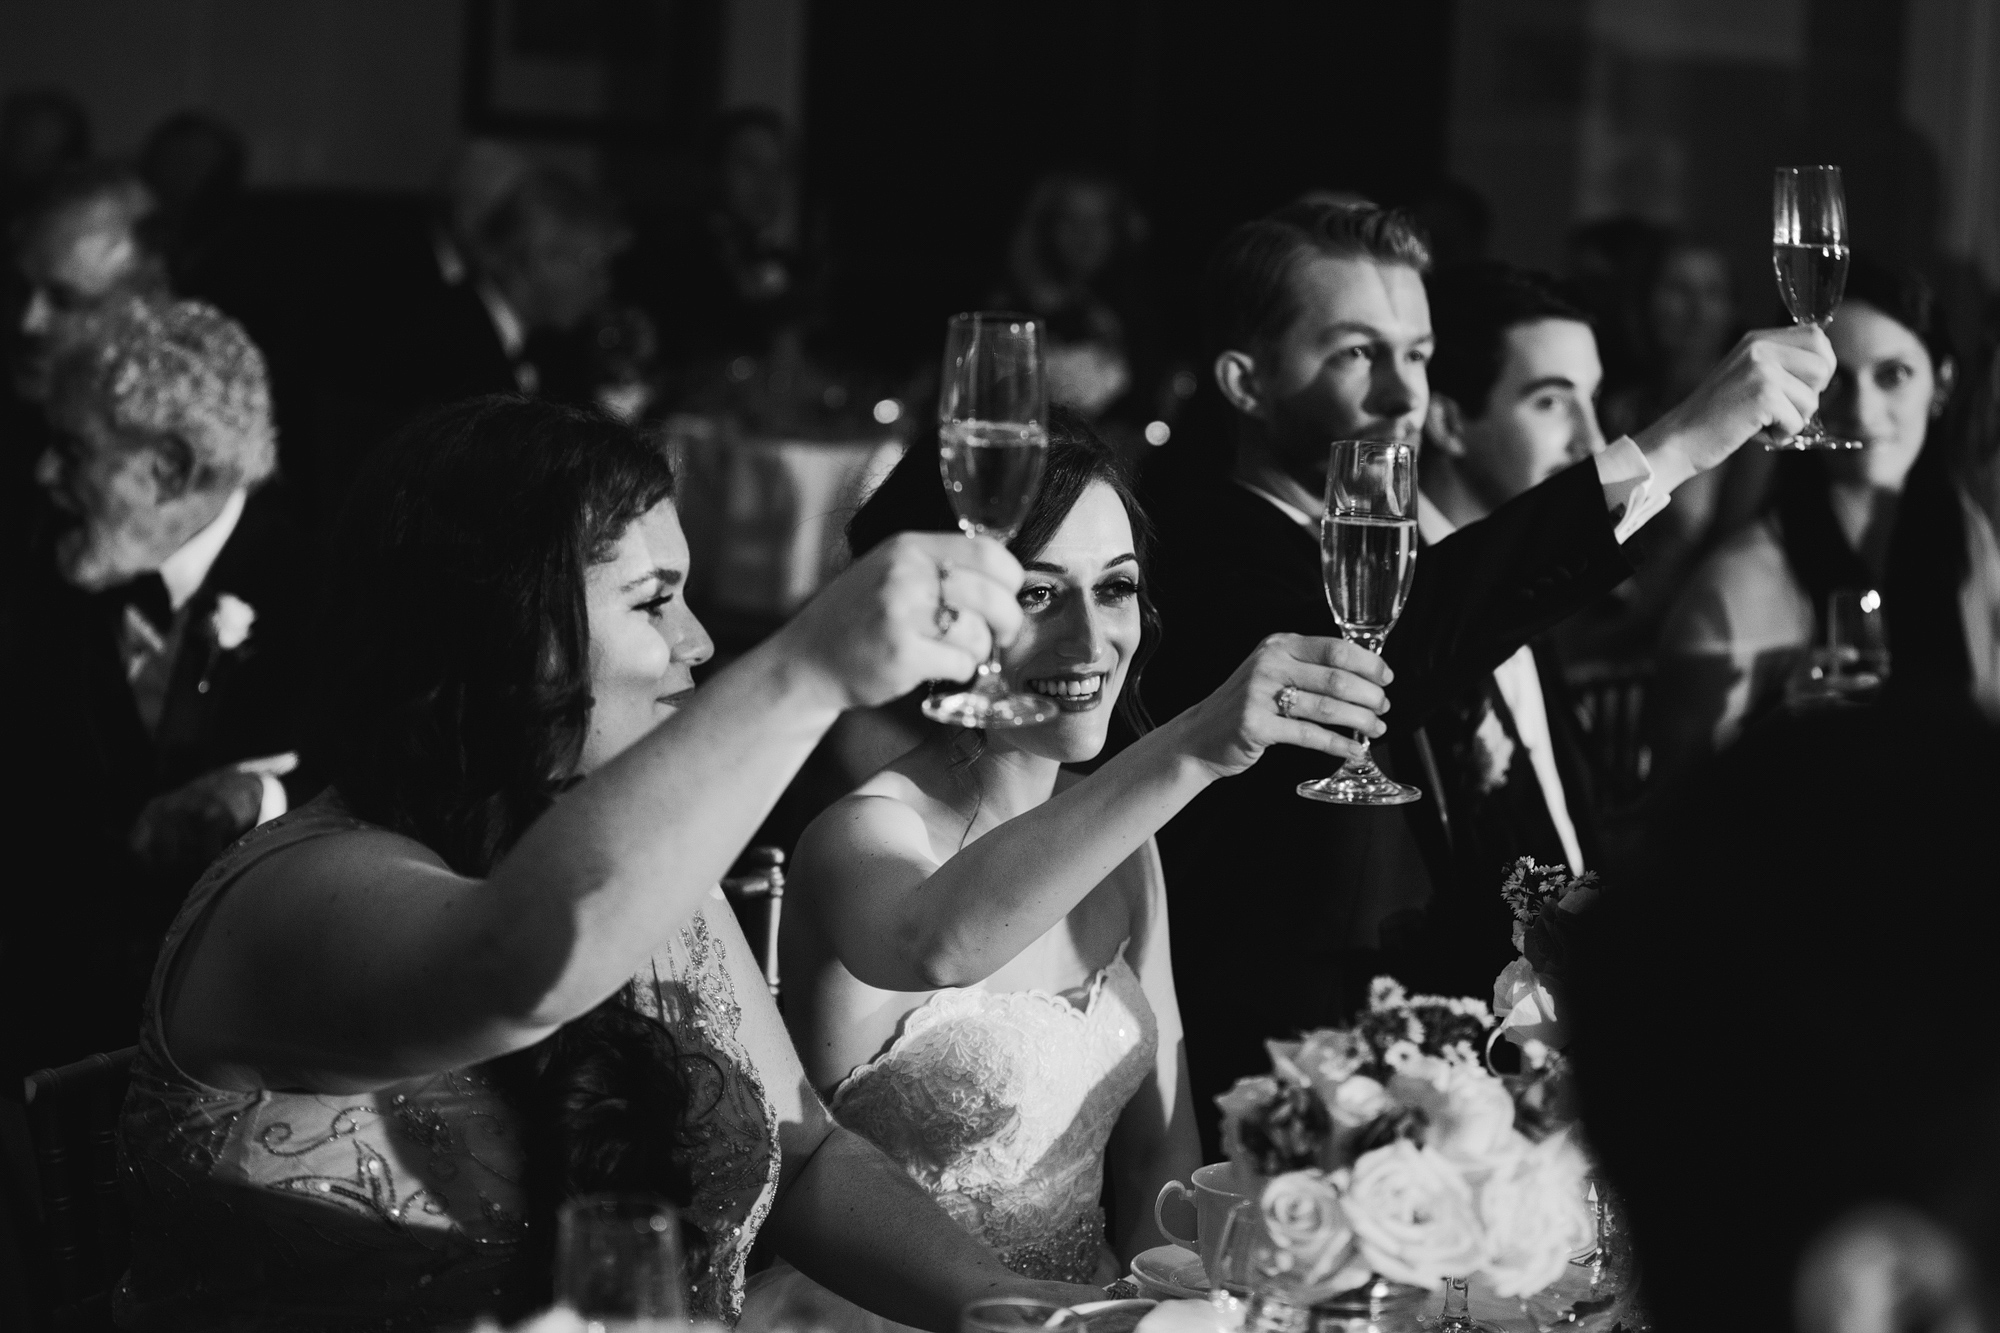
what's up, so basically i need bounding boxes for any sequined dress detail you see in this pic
[115,795,779,1331]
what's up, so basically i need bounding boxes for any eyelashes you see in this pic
[1018,579,1142,612]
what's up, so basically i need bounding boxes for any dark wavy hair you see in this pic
[314,395,708,1296]
[847,404,1162,738]
[1770,254,1958,618]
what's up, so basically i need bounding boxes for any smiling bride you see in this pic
[740,408,1393,1330]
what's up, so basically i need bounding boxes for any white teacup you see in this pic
[1153,1161,1257,1283]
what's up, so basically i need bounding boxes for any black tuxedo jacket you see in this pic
[1141,457,1632,1156]
[6,482,317,1072]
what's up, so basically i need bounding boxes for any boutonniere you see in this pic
[1472,701,1515,793]
[209,593,257,653]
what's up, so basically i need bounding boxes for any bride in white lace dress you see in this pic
[742,412,1393,1329]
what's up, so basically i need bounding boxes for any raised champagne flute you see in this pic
[923,311,1060,729]
[1771,165,1859,449]
[1298,438,1421,805]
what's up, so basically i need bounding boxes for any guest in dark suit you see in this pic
[1138,201,1835,1156]
[1391,262,1617,993]
[7,295,313,1073]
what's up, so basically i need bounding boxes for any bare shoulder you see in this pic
[221,823,461,920]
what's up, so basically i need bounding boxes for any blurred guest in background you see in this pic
[1649,256,1955,786]
[1564,216,1668,406]
[1141,199,1834,1157]
[135,108,249,305]
[9,295,313,1073]
[10,166,168,404]
[993,171,1158,436]
[1398,262,1610,989]
[468,165,638,405]
[0,87,90,232]
[5,166,170,571]
[642,107,820,373]
[1575,700,2000,1333]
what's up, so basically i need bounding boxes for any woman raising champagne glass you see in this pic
[742,407,1392,1333]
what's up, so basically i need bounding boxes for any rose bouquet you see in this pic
[1492,858,1599,1056]
[1214,978,1594,1304]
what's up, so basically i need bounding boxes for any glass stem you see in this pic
[1342,630,1389,772]
[973,650,1007,698]
[1439,1278,1473,1328]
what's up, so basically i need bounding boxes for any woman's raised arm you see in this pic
[792,633,1389,996]
[170,534,1024,1092]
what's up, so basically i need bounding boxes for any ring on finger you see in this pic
[1275,683,1299,719]
[933,599,961,639]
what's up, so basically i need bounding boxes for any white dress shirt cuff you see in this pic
[235,751,300,826]
[1594,436,1693,544]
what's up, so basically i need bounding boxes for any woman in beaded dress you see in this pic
[116,398,1100,1332]
[742,412,1392,1331]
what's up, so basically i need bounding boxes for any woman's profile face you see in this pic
[1823,300,1943,491]
[991,480,1144,765]
[578,501,714,774]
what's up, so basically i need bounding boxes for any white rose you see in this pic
[1259,1170,1358,1290]
[1341,1141,1487,1289]
[1388,1061,1522,1171]
[210,592,257,652]
[1476,1131,1595,1298]
[1493,958,1567,1051]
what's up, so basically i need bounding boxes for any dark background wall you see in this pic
[802,1,1456,363]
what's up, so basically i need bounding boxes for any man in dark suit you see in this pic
[7,295,313,1074]
[1139,202,1834,1155]
[1389,262,1621,996]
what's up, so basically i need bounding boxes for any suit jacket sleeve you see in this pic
[1386,458,1632,727]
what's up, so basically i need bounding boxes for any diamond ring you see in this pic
[1275,684,1299,719]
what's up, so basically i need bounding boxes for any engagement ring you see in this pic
[933,562,960,638]
[1275,684,1299,719]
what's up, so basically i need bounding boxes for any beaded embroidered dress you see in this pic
[116,795,780,1331]
[741,942,1156,1333]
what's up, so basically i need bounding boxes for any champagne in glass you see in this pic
[1771,165,1859,449]
[923,313,1059,729]
[1299,439,1422,805]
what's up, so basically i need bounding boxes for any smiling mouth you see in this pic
[1026,673,1107,711]
[658,687,697,708]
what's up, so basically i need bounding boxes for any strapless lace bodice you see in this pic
[828,942,1157,1283]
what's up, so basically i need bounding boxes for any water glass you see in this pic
[555,1194,688,1331]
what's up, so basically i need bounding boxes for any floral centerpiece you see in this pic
[1214,978,1594,1310]
[1491,858,1599,1057]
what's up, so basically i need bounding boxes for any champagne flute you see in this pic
[923,312,1060,729]
[554,1194,688,1331]
[1772,165,1859,450]
[1298,438,1421,805]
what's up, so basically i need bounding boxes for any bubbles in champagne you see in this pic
[1321,515,1417,639]
[939,420,1049,538]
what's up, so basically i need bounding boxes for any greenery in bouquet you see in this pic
[1492,858,1599,1055]
[1214,978,1595,1301]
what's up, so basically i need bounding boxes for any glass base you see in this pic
[1298,760,1421,806]
[1769,416,1861,450]
[922,686,1059,729]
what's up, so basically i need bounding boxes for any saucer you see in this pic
[1130,1244,1208,1300]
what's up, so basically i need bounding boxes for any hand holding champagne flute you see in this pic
[1770,164,1859,450]
[1298,438,1421,805]
[924,312,1060,728]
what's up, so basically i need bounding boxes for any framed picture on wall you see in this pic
[462,0,722,140]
